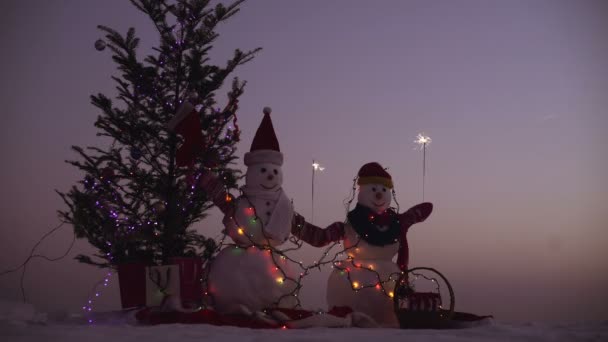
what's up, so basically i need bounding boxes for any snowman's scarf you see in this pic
[347,204,401,246]
[240,186,293,243]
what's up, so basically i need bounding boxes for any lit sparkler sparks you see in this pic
[414,133,431,201]
[312,160,325,223]
[415,133,432,148]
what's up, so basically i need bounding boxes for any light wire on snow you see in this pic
[0,221,76,302]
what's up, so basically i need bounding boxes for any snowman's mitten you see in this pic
[412,202,433,223]
[200,172,235,214]
[397,203,433,271]
[399,202,433,227]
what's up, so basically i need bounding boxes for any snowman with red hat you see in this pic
[201,107,299,318]
[200,108,374,328]
[292,162,433,328]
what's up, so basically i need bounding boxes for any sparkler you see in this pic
[312,159,325,224]
[415,133,431,201]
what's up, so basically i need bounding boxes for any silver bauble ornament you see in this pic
[188,91,199,103]
[94,39,106,51]
[153,201,166,213]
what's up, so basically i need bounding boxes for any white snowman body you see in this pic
[207,161,297,314]
[326,183,401,327]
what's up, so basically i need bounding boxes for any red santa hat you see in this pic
[244,107,283,166]
[357,162,393,188]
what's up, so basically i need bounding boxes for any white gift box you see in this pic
[145,265,181,307]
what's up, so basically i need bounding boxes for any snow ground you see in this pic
[1,300,607,342]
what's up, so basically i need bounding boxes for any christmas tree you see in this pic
[58,0,260,268]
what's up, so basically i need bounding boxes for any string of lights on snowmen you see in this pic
[212,195,349,309]
[197,109,433,330]
[202,141,435,324]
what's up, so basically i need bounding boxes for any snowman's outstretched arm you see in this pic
[398,202,433,230]
[396,202,433,271]
[291,213,345,247]
[199,172,236,216]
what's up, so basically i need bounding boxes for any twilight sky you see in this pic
[1,0,607,323]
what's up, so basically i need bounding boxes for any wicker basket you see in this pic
[393,267,455,329]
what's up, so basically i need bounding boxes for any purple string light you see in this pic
[82,179,159,324]
[82,271,113,324]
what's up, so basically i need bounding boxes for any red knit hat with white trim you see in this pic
[357,162,393,188]
[244,107,283,166]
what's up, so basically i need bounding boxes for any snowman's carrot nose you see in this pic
[375,192,383,200]
[267,174,274,181]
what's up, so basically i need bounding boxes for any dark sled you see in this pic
[394,267,492,329]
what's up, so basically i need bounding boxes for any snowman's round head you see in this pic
[356,162,394,213]
[358,183,392,213]
[245,161,283,191]
[243,107,285,191]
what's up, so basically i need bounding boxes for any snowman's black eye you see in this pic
[260,168,267,173]
[382,187,387,192]
[372,187,377,192]
[273,169,278,175]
